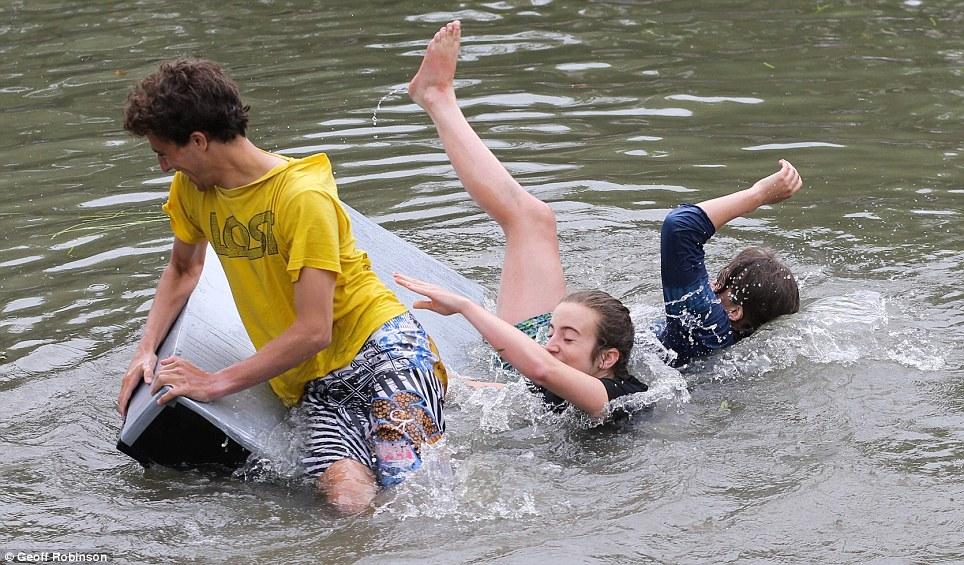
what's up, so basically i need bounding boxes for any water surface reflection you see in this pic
[1,1,962,562]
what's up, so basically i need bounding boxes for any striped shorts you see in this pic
[301,312,447,487]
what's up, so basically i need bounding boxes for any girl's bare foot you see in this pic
[408,20,461,109]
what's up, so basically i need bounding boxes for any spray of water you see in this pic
[372,85,407,127]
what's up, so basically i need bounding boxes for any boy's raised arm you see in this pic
[697,159,803,230]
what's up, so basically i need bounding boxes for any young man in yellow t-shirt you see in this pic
[117,59,448,514]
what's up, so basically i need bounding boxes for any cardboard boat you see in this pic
[117,204,485,469]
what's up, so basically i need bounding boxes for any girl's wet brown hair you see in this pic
[561,290,635,379]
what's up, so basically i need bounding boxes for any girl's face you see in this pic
[545,301,606,377]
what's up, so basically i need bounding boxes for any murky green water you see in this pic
[2,1,962,563]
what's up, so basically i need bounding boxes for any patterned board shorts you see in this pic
[500,312,552,373]
[300,312,447,487]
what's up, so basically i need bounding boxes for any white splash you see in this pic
[372,85,407,127]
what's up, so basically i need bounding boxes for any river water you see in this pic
[1,1,962,563]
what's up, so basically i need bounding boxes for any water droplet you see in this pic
[372,85,407,127]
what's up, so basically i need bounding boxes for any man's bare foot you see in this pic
[751,159,803,206]
[408,20,461,109]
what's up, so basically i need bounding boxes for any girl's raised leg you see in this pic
[408,21,565,325]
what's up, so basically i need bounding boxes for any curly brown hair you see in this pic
[123,58,250,145]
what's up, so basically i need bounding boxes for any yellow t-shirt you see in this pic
[162,152,408,406]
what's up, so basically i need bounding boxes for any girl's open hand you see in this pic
[393,273,470,316]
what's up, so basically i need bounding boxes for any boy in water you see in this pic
[118,59,448,513]
[658,161,802,368]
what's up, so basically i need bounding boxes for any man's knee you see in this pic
[317,458,377,515]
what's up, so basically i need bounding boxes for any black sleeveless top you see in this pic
[530,375,648,416]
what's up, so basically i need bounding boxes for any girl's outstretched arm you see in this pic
[393,273,610,416]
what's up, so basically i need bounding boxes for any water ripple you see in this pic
[79,192,167,208]
[0,255,45,268]
[44,244,170,273]
[666,94,764,104]
[743,142,847,151]
[404,10,505,24]
[567,107,693,118]
[2,297,45,314]
[12,339,97,374]
[303,124,426,140]
[556,62,612,71]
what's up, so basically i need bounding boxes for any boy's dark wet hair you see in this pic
[561,290,635,379]
[716,247,799,339]
[123,58,249,145]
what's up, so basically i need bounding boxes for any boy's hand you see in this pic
[750,159,803,206]
[150,356,222,406]
[118,349,158,418]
